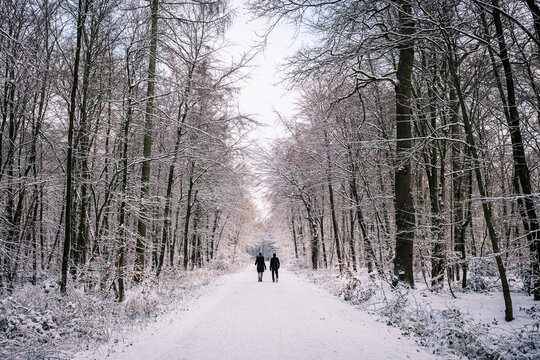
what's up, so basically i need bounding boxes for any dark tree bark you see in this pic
[323,127,342,268]
[117,47,136,302]
[450,88,469,289]
[190,201,202,270]
[415,56,445,289]
[183,162,196,270]
[170,196,182,266]
[61,0,89,294]
[291,215,299,259]
[157,62,194,276]
[525,0,540,47]
[490,0,540,300]
[301,195,319,270]
[446,40,513,320]
[209,209,221,260]
[348,160,380,274]
[135,0,159,282]
[392,0,416,288]
[348,207,357,272]
[317,199,328,268]
[72,12,97,275]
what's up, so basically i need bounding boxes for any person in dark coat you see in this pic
[255,252,266,282]
[269,253,280,282]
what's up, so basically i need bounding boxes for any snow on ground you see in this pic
[0,268,228,360]
[291,267,540,359]
[77,267,438,360]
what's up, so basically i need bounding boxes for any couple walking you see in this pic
[254,253,280,282]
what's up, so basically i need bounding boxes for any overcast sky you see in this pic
[224,1,301,145]
[223,1,303,217]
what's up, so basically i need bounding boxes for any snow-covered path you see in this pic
[106,268,437,360]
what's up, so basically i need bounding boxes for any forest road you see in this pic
[108,267,438,360]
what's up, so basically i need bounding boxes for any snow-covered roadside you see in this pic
[290,266,540,359]
[0,263,235,360]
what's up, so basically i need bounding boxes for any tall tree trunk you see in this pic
[447,41,513,321]
[209,209,221,260]
[61,0,89,294]
[117,48,135,302]
[450,87,468,289]
[190,202,201,270]
[415,64,445,289]
[348,206,357,272]
[134,0,159,282]
[349,165,380,274]
[170,198,182,266]
[291,215,299,259]
[392,0,416,288]
[525,0,540,49]
[490,0,540,300]
[302,196,319,270]
[73,21,96,277]
[157,64,194,276]
[324,128,342,268]
[318,204,328,268]
[183,163,196,270]
[3,39,20,291]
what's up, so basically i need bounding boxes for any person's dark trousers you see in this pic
[258,272,263,282]
[272,269,278,282]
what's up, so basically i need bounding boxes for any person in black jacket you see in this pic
[254,252,266,282]
[269,253,280,282]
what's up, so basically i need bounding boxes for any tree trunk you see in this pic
[447,42,513,321]
[490,0,540,300]
[190,202,201,270]
[117,47,135,302]
[392,0,416,288]
[72,21,96,277]
[349,206,357,272]
[450,87,468,289]
[324,128,342,269]
[61,0,89,294]
[170,198,182,266]
[302,197,319,270]
[183,163,196,270]
[318,205,328,268]
[291,216,299,259]
[525,0,540,49]
[415,65,445,289]
[157,64,194,276]
[209,209,221,260]
[349,165,380,274]
[134,0,159,282]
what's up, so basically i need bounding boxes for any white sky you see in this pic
[223,1,303,217]
[224,1,300,144]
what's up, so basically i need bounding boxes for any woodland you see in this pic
[256,0,540,323]
[1,0,540,357]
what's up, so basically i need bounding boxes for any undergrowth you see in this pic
[292,266,540,360]
[0,265,229,360]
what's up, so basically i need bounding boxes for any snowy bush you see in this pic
[0,284,115,360]
[337,270,375,304]
[124,290,160,320]
[464,273,489,293]
[374,288,540,359]
[0,297,60,342]
[206,259,231,271]
[293,268,540,360]
[0,267,232,360]
[378,287,410,325]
